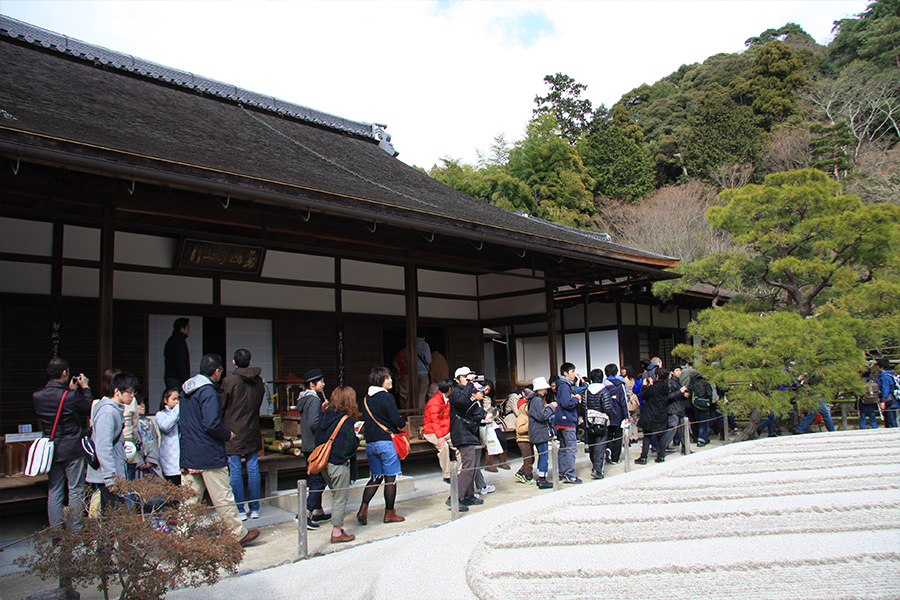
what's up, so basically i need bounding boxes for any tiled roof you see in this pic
[0,15,677,271]
[0,15,395,153]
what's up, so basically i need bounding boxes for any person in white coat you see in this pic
[155,387,181,486]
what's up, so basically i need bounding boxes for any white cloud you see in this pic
[2,0,871,169]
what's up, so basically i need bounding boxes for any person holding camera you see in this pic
[447,366,485,511]
[33,357,93,528]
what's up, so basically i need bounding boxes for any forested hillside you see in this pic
[427,0,899,262]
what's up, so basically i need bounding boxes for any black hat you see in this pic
[302,368,324,383]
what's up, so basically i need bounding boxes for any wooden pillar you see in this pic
[583,289,591,372]
[546,280,558,375]
[404,258,419,411]
[98,208,114,376]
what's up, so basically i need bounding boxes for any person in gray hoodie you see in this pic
[86,372,135,511]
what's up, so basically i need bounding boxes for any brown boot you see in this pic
[356,504,368,526]
[383,509,405,523]
[331,529,356,543]
[485,454,499,472]
[498,452,511,470]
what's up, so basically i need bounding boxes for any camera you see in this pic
[474,375,485,382]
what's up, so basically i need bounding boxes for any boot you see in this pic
[383,509,405,523]
[356,503,368,526]
[498,452,511,470]
[484,454,499,473]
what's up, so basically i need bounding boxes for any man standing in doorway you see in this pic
[164,318,191,390]
[33,357,92,528]
[416,332,432,410]
[180,353,259,547]
[222,349,266,521]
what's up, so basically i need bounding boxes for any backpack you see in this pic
[690,376,713,411]
[584,389,609,436]
[892,372,900,402]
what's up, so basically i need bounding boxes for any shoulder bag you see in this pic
[306,415,349,474]
[25,391,69,477]
[364,397,410,460]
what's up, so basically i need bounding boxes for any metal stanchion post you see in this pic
[722,406,729,445]
[623,423,631,473]
[683,417,692,455]
[297,480,308,560]
[550,439,561,490]
[449,461,460,521]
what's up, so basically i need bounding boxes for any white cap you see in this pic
[532,376,551,391]
[454,366,473,378]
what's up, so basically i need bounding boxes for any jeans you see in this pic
[605,426,622,463]
[695,408,713,442]
[557,428,577,479]
[228,453,260,514]
[797,400,835,433]
[884,402,899,428]
[535,441,549,476]
[586,429,607,476]
[757,412,778,437]
[859,406,878,429]
[47,457,85,528]
[303,451,328,513]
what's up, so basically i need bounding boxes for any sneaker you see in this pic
[306,516,320,530]
[536,477,553,489]
[249,510,260,519]
[697,440,708,447]
[311,512,332,522]
[514,472,530,484]
[634,457,648,465]
[562,476,583,484]
[239,512,248,522]
[445,497,470,511]
[655,456,666,463]
[480,484,496,494]
[239,528,260,547]
[443,478,451,484]
[605,448,612,460]
[590,471,604,480]
[461,496,484,506]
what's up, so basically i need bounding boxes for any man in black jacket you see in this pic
[163,317,191,390]
[33,357,92,528]
[448,366,484,509]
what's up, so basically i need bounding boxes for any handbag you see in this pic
[25,391,69,477]
[306,415,348,474]
[364,398,410,460]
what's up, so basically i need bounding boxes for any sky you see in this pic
[1,0,872,169]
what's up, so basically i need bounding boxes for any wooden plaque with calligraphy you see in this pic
[177,239,265,275]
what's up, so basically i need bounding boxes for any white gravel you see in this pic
[167,429,900,600]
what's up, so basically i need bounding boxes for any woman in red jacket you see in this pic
[423,379,454,483]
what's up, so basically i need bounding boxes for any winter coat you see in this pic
[296,389,322,453]
[316,407,359,465]
[164,330,190,385]
[363,387,406,443]
[86,397,126,486]
[554,378,580,430]
[179,374,231,470]
[602,377,629,424]
[221,366,265,455]
[123,398,143,465]
[449,382,483,447]
[423,392,450,437]
[155,403,180,477]
[878,370,898,404]
[667,378,687,418]
[515,402,530,442]
[638,380,672,433]
[527,395,555,445]
[33,381,92,463]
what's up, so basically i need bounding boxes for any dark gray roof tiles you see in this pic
[0,14,676,268]
[0,15,393,150]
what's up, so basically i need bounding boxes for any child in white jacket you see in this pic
[155,387,181,485]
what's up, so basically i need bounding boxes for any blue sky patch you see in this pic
[493,11,554,48]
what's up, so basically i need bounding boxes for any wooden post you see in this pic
[404,259,419,411]
[546,281,558,377]
[98,209,114,376]
[296,480,308,560]
[841,404,848,430]
[583,289,591,372]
